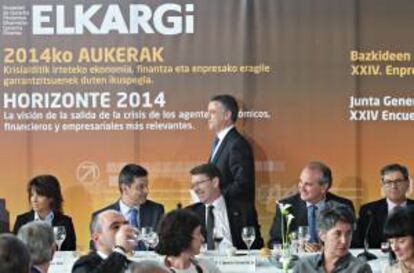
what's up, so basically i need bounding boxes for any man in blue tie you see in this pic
[91,164,164,250]
[268,161,355,252]
[207,94,255,203]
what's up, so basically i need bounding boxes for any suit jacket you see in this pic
[90,199,164,249]
[356,198,414,248]
[186,197,264,250]
[209,128,255,203]
[268,192,355,247]
[92,199,165,230]
[13,210,76,250]
[71,251,129,273]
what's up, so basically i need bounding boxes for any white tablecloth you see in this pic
[48,249,387,273]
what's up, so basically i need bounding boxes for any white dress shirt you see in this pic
[119,200,140,225]
[206,195,233,247]
[386,198,407,214]
[34,211,54,225]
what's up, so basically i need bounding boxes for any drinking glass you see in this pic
[241,226,256,255]
[213,227,224,251]
[140,226,154,251]
[298,226,310,254]
[53,226,66,251]
[381,241,390,253]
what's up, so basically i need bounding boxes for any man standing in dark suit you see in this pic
[356,163,414,249]
[186,163,264,250]
[268,161,355,251]
[207,94,255,203]
[73,210,135,273]
[91,164,164,250]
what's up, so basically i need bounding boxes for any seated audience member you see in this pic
[0,233,31,273]
[72,210,135,273]
[13,174,76,250]
[91,164,164,249]
[186,163,264,250]
[294,203,372,273]
[269,161,355,251]
[357,164,414,249]
[18,221,55,273]
[383,206,414,273]
[127,261,170,273]
[156,209,221,273]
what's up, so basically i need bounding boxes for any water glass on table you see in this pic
[241,226,256,255]
[53,226,66,251]
[297,226,310,254]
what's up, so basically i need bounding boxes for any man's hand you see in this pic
[114,224,139,253]
[304,242,322,252]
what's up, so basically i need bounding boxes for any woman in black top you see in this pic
[13,174,76,250]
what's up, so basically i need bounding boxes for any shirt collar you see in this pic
[34,211,54,225]
[216,125,234,141]
[306,197,326,209]
[387,199,407,212]
[32,265,45,273]
[207,195,226,210]
[96,250,109,260]
[315,252,352,270]
[119,199,140,215]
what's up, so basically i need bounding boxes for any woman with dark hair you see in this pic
[12,175,76,250]
[383,206,414,273]
[294,202,372,273]
[156,209,221,273]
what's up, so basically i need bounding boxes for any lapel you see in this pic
[196,204,207,237]
[140,202,149,227]
[294,198,308,227]
[210,128,236,164]
[52,212,58,226]
[378,199,388,222]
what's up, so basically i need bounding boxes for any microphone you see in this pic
[357,210,377,261]
[176,202,182,209]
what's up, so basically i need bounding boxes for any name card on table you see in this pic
[208,255,256,272]
[49,251,79,273]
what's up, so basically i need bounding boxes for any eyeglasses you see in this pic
[191,179,211,189]
[382,178,407,188]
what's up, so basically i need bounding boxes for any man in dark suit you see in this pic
[17,221,55,273]
[186,163,264,250]
[356,163,414,249]
[91,164,164,249]
[268,161,355,251]
[72,210,135,273]
[207,94,255,203]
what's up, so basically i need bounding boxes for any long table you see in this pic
[49,249,388,273]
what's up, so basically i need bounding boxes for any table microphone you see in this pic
[357,210,377,261]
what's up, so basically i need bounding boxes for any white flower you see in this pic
[277,202,292,215]
[286,214,295,227]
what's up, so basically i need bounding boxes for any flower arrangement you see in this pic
[278,202,295,272]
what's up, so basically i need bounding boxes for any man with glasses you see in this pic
[186,163,264,250]
[356,163,414,248]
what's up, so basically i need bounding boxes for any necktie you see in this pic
[391,205,402,214]
[130,208,140,229]
[206,205,215,250]
[308,205,318,243]
[210,137,220,162]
